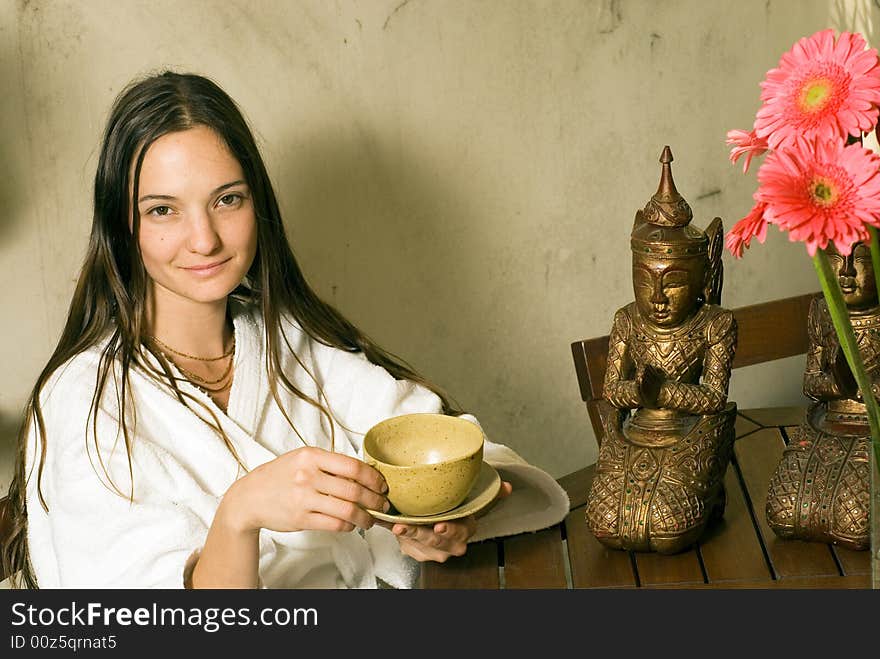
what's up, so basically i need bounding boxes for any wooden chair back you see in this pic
[571,292,816,441]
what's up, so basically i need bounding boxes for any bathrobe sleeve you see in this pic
[25,354,209,588]
[307,340,570,543]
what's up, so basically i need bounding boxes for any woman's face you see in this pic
[134,125,258,311]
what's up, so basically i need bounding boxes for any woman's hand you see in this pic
[194,447,388,588]
[377,480,513,562]
[219,446,390,535]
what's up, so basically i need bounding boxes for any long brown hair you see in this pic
[1,71,459,588]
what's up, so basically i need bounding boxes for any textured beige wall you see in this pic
[0,0,873,491]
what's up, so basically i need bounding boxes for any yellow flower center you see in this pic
[799,78,833,113]
[811,179,838,206]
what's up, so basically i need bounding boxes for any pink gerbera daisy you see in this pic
[726,201,769,258]
[755,137,880,255]
[726,129,769,173]
[754,29,880,149]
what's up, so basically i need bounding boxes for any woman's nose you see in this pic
[186,211,222,255]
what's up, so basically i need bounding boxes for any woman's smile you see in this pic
[181,257,233,277]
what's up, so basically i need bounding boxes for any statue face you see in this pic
[828,242,877,310]
[633,254,705,328]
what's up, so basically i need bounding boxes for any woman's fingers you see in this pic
[396,535,466,562]
[300,512,356,533]
[395,538,435,562]
[280,448,391,531]
[392,521,471,555]
[308,492,377,530]
[311,470,389,513]
[432,518,476,544]
[310,449,388,495]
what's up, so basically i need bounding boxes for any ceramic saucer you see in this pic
[367,462,501,525]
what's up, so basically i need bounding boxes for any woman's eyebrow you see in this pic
[138,179,248,204]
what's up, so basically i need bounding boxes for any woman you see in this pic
[1,72,568,588]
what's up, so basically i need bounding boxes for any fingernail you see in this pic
[383,500,391,512]
[381,482,389,493]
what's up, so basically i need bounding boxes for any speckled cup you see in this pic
[363,413,485,517]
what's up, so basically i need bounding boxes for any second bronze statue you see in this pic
[585,147,738,554]
[765,241,873,551]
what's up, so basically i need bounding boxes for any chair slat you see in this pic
[731,293,814,369]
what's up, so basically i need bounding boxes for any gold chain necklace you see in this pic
[176,353,235,386]
[187,375,233,394]
[152,335,235,362]
[152,336,236,394]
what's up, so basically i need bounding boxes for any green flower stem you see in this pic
[869,226,880,300]
[866,226,880,584]
[813,250,880,472]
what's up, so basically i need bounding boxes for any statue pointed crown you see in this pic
[631,146,708,257]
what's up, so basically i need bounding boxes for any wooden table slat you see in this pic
[651,574,870,589]
[735,414,761,438]
[832,546,872,576]
[734,427,841,578]
[698,466,773,583]
[557,467,593,511]
[420,540,500,589]
[634,548,704,586]
[502,526,568,589]
[565,504,637,589]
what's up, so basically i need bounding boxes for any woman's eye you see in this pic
[218,193,241,207]
[149,206,172,217]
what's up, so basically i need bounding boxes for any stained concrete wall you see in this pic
[1,0,875,493]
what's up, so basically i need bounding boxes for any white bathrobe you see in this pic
[24,298,569,589]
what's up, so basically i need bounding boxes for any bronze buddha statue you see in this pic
[585,146,738,554]
[765,242,873,551]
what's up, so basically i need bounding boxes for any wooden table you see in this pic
[420,407,874,589]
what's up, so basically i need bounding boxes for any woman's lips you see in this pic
[181,257,231,277]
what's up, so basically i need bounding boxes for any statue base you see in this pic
[765,402,870,551]
[585,401,737,554]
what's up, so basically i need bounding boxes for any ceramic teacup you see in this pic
[363,413,484,517]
